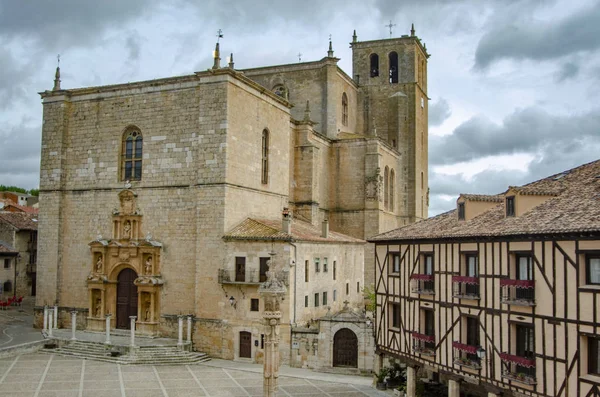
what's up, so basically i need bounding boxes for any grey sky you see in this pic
[1,0,598,217]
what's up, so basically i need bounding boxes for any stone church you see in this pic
[36,27,428,368]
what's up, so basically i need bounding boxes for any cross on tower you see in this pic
[298,53,302,62]
[385,20,396,37]
[216,29,223,43]
[57,54,60,67]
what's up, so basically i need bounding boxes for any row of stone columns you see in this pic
[42,305,58,336]
[405,366,500,397]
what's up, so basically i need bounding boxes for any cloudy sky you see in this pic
[1,0,599,215]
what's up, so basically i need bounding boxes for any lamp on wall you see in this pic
[228,296,237,309]
[476,346,486,360]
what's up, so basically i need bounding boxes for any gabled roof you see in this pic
[224,218,365,244]
[0,240,17,255]
[0,199,38,214]
[0,212,38,231]
[458,194,503,203]
[371,159,600,242]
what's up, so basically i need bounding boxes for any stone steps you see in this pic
[42,341,210,365]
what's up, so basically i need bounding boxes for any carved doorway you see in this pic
[117,268,138,329]
[333,328,358,367]
[239,331,252,358]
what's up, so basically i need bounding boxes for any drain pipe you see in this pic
[288,241,298,367]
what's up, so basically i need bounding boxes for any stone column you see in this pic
[70,311,77,340]
[177,315,184,348]
[258,251,287,397]
[48,315,53,337]
[448,379,460,397]
[53,305,58,329]
[187,315,193,343]
[43,306,48,332]
[105,314,112,345]
[406,366,416,397]
[129,316,136,347]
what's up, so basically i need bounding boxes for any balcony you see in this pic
[218,269,265,285]
[410,274,435,295]
[412,332,436,356]
[500,352,536,385]
[452,276,480,299]
[500,279,535,306]
[452,341,481,370]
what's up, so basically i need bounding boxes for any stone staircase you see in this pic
[43,340,211,365]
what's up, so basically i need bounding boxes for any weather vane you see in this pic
[385,20,396,37]
[298,53,302,62]
[216,29,223,43]
[57,54,60,67]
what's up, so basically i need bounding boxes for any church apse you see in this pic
[87,189,163,335]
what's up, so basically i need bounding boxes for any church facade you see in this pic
[36,28,428,365]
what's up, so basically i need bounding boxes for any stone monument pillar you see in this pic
[70,311,77,340]
[105,314,112,345]
[258,252,287,397]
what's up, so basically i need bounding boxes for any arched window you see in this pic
[261,129,269,184]
[390,169,395,212]
[272,84,288,100]
[122,128,143,181]
[370,53,379,77]
[389,52,398,84]
[384,166,389,210]
[341,93,348,126]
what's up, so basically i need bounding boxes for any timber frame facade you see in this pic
[371,159,600,397]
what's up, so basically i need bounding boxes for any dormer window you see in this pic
[506,196,515,217]
[458,202,465,220]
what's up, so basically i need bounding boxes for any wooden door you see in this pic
[333,328,358,367]
[239,331,252,358]
[117,268,138,329]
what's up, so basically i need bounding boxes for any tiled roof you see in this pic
[0,240,17,255]
[0,212,38,231]
[0,199,39,214]
[371,159,600,242]
[459,194,503,202]
[224,218,365,244]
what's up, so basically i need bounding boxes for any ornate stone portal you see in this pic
[87,189,163,335]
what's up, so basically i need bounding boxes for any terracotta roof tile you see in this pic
[371,159,600,242]
[459,194,503,202]
[0,212,38,231]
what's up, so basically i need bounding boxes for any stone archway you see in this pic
[117,268,138,329]
[333,328,358,367]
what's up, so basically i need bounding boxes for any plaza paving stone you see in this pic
[0,353,389,397]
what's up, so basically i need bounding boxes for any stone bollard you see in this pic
[43,306,48,332]
[105,314,112,345]
[70,311,77,341]
[129,316,136,347]
[177,315,184,347]
[53,305,58,329]
[186,315,193,343]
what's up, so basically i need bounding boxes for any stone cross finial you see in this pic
[352,29,357,43]
[228,53,234,69]
[298,52,302,62]
[53,54,61,91]
[385,20,396,38]
[327,35,334,57]
[411,23,415,37]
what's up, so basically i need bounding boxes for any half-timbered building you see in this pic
[370,159,600,397]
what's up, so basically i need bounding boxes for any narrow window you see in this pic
[391,303,401,328]
[315,258,320,273]
[466,316,479,346]
[341,93,348,126]
[122,128,143,181]
[322,292,328,306]
[259,257,269,282]
[314,293,319,307]
[423,253,433,275]
[515,324,535,360]
[304,295,308,307]
[357,281,360,293]
[305,260,309,282]
[586,255,600,285]
[250,299,259,312]
[323,258,328,272]
[389,253,400,273]
[261,129,269,184]
[333,261,337,280]
[458,203,465,220]
[389,169,395,212]
[346,283,349,295]
[589,337,600,375]
[3,258,10,269]
[384,166,389,210]
[235,257,246,282]
[389,51,398,83]
[333,290,337,301]
[423,309,435,337]
[370,53,379,77]
[506,196,515,217]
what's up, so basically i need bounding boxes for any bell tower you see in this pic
[351,25,429,221]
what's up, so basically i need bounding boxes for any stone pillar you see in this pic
[43,306,48,332]
[258,251,287,397]
[53,305,58,329]
[177,315,184,347]
[406,366,416,397]
[187,315,193,343]
[48,315,53,337]
[70,311,77,340]
[105,314,112,345]
[129,316,136,347]
[448,379,460,397]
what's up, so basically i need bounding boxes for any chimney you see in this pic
[321,219,329,238]
[282,208,291,234]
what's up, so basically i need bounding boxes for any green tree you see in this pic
[363,284,376,312]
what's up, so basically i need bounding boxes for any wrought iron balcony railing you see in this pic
[410,274,435,295]
[218,269,265,285]
[452,276,480,299]
[412,332,436,356]
[452,341,481,370]
[500,279,535,306]
[500,352,536,384]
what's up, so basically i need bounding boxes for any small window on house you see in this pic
[323,258,328,272]
[506,196,515,217]
[342,93,348,126]
[314,293,319,307]
[589,336,600,375]
[458,202,465,220]
[315,258,320,272]
[322,292,328,306]
[389,52,398,84]
[261,129,269,184]
[121,128,143,181]
[422,253,433,275]
[370,53,379,77]
[304,295,308,307]
[333,261,337,280]
[250,299,259,312]
[390,253,400,273]
[391,303,401,328]
[586,255,600,285]
[333,289,337,301]
[3,258,10,269]
[305,260,309,282]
